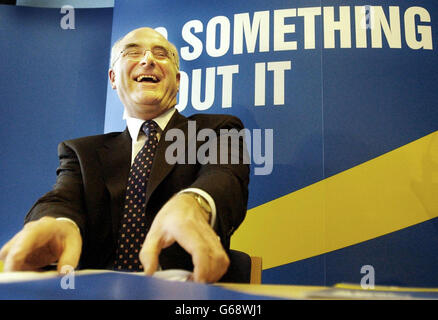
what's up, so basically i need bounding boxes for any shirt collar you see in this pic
[125,107,176,142]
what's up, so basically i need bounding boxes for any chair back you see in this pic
[219,250,262,284]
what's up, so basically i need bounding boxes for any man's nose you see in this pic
[139,51,154,66]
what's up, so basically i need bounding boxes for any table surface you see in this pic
[0,270,437,300]
[217,282,438,300]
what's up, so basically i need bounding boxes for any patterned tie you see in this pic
[114,120,159,271]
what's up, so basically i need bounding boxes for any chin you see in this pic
[134,96,161,108]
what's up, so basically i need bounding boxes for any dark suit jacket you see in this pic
[25,110,249,273]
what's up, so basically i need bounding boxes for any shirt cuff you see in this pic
[55,217,81,234]
[178,188,217,228]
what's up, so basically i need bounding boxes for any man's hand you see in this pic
[140,193,230,283]
[0,217,82,273]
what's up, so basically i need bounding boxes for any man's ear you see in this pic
[176,72,180,92]
[109,68,117,89]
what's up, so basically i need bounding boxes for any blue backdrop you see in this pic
[0,5,113,244]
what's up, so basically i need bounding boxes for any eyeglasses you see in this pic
[113,46,175,66]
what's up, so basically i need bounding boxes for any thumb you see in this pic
[139,238,162,276]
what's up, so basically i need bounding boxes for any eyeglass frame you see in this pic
[112,44,178,68]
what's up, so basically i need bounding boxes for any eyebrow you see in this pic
[121,43,170,52]
[120,43,142,51]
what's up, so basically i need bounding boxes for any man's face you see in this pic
[109,28,180,120]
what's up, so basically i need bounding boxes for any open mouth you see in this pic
[135,74,160,83]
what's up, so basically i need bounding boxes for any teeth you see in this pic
[136,75,158,82]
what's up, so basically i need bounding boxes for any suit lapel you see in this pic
[95,110,188,236]
[145,110,188,205]
[96,129,131,238]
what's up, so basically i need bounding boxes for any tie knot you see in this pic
[141,120,158,135]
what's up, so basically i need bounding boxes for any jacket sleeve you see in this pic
[24,141,87,237]
[188,115,250,249]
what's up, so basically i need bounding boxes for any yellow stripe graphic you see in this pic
[231,131,438,269]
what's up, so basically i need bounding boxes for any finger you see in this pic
[0,232,21,260]
[170,226,215,282]
[191,247,211,283]
[139,232,164,275]
[205,234,230,282]
[3,224,53,271]
[210,249,230,282]
[192,246,229,283]
[57,232,82,274]
[0,242,12,260]
[183,228,229,283]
